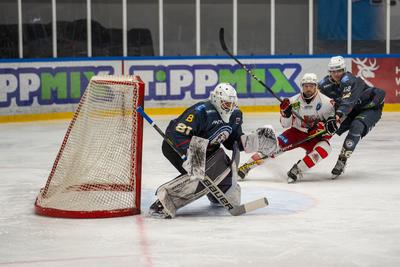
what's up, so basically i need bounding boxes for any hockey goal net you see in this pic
[35,75,144,218]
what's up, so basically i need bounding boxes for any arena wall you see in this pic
[1,55,399,123]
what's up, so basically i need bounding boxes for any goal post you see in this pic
[35,75,145,218]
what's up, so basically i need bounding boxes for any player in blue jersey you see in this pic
[319,56,386,178]
[149,83,278,218]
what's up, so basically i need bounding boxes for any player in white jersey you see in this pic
[238,73,339,183]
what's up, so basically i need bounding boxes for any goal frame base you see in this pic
[34,201,140,219]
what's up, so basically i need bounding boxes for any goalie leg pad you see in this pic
[156,148,232,217]
[208,142,241,205]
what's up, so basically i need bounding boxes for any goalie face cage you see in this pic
[34,75,144,218]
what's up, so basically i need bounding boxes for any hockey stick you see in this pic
[239,129,328,172]
[136,106,268,216]
[136,106,186,161]
[219,28,313,128]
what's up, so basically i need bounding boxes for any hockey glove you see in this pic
[280,98,292,118]
[324,116,340,135]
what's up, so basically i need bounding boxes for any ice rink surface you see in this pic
[1,112,399,267]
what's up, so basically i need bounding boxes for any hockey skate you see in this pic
[287,162,302,184]
[148,200,172,219]
[331,156,347,179]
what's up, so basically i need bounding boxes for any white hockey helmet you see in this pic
[300,73,318,100]
[328,56,346,72]
[300,73,318,86]
[210,83,238,123]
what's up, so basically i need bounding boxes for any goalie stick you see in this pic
[136,106,268,216]
[239,129,328,173]
[219,28,313,129]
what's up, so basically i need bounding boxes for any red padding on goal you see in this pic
[34,201,140,219]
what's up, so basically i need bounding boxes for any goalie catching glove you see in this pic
[241,125,278,155]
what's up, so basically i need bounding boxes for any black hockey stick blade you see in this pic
[230,197,269,216]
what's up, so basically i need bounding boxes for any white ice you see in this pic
[1,113,400,267]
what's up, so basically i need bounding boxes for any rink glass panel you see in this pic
[390,1,400,54]
[91,0,122,57]
[201,0,233,56]
[22,0,53,58]
[56,0,88,57]
[164,0,196,56]
[237,0,270,56]
[275,0,308,55]
[127,0,158,56]
[0,1,18,58]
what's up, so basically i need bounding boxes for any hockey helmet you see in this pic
[300,73,318,100]
[328,56,346,72]
[210,83,238,123]
[300,73,318,86]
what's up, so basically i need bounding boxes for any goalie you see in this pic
[238,73,337,183]
[149,83,276,218]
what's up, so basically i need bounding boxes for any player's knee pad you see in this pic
[299,141,331,171]
[344,120,364,151]
[349,119,367,137]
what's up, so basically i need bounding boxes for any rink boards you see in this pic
[1,55,400,122]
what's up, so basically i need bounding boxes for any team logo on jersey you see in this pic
[212,120,224,125]
[316,103,321,111]
[343,85,351,93]
[291,101,300,111]
[235,117,241,124]
[209,126,232,145]
[210,131,230,145]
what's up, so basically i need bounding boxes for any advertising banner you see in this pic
[126,57,334,108]
[352,57,400,104]
[0,60,121,116]
[0,56,398,121]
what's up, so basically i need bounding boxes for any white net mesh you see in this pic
[35,75,144,218]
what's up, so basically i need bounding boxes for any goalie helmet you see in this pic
[210,83,238,123]
[328,56,346,72]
